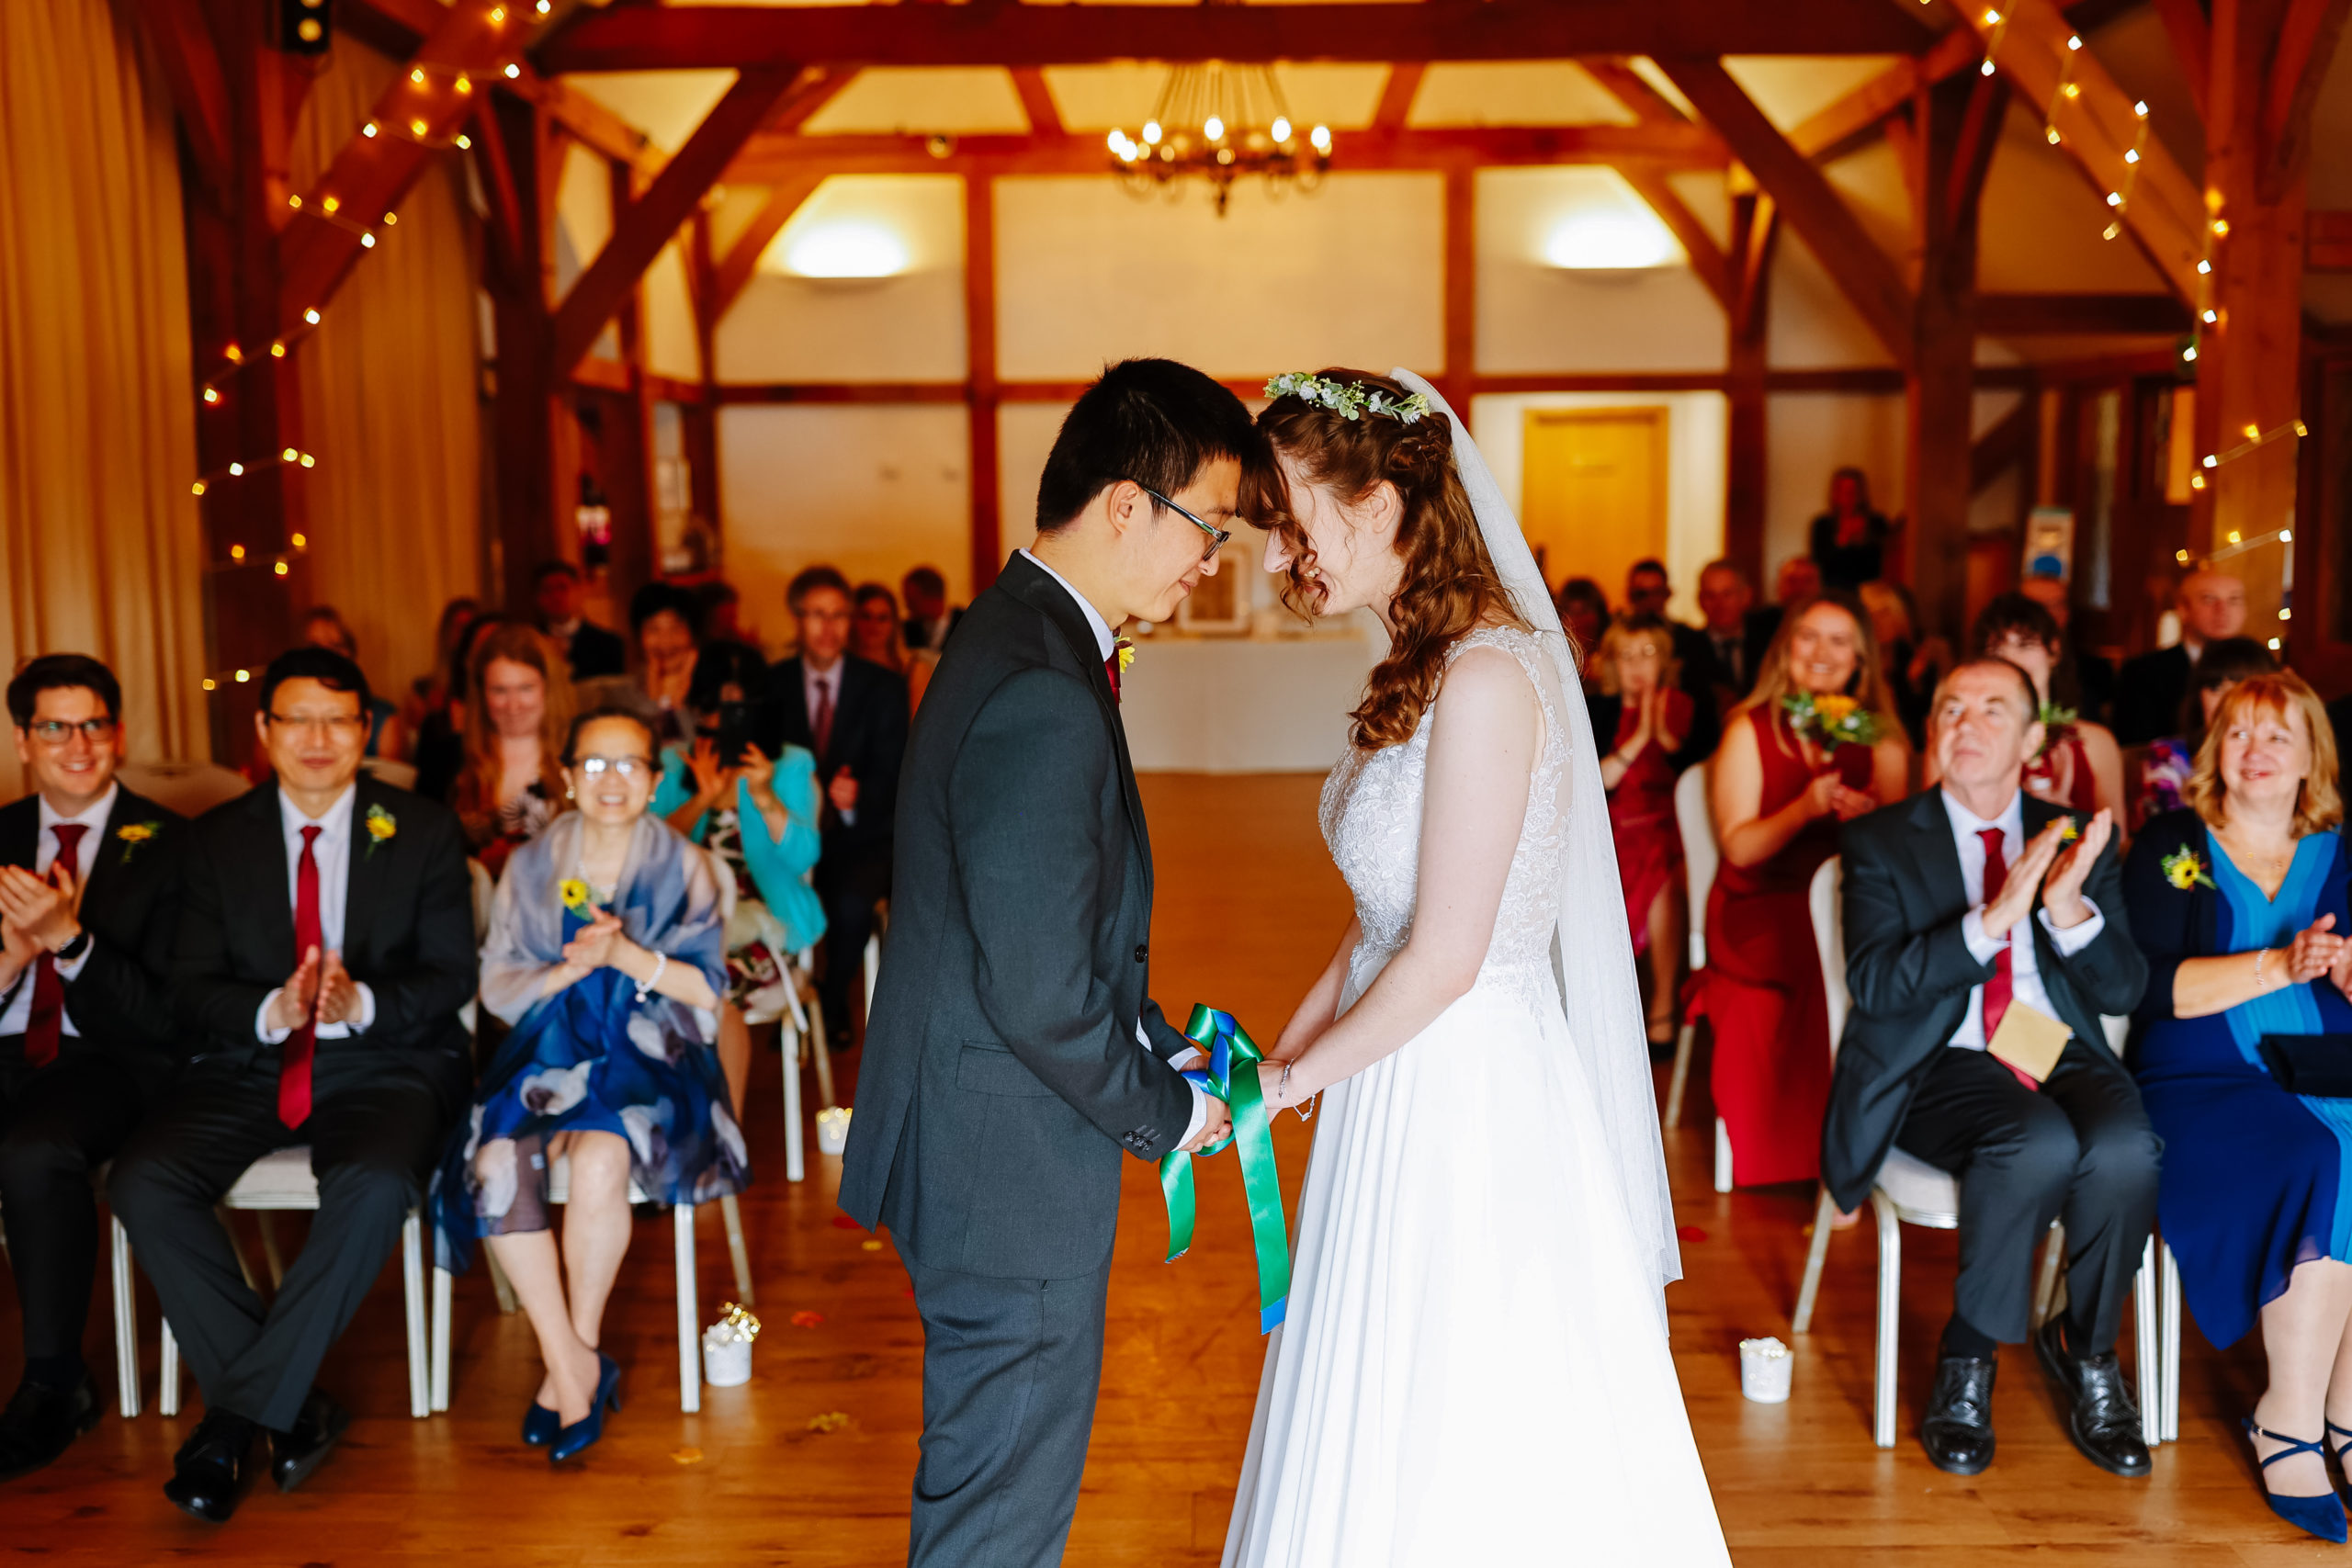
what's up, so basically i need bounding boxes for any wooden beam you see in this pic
[139,0,232,200]
[552,67,814,379]
[1615,164,1732,312]
[470,96,526,292]
[1010,67,1063,136]
[1658,59,1917,368]
[2151,0,2212,122]
[2312,209,2352,269]
[707,173,829,324]
[1373,62,1427,130]
[2260,0,2352,203]
[1944,68,2008,236]
[1580,57,1688,124]
[1972,395,2036,494]
[1977,292,2198,333]
[1907,71,1996,642]
[966,175,1003,592]
[1724,186,1776,584]
[1440,161,1476,415]
[539,1,1938,73]
[1785,27,1988,161]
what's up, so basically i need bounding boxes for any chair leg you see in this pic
[218,1204,259,1293]
[862,931,882,1037]
[1872,1190,1902,1450]
[1713,1117,1732,1194]
[110,1219,141,1418]
[402,1214,429,1419]
[431,1266,453,1414]
[1792,1187,1838,1334]
[160,1320,181,1418]
[484,1244,519,1315]
[2160,1240,2182,1442]
[2133,1236,2159,1450]
[1662,1021,1696,1129]
[676,1202,701,1415]
[255,1211,288,1291]
[720,1192,754,1305]
[781,1015,807,1184]
[2032,1222,2067,1329]
[808,997,838,1110]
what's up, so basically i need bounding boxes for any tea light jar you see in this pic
[1739,1336,1793,1404]
[816,1105,853,1156]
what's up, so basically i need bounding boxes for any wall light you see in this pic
[784,221,910,279]
[1543,209,1680,272]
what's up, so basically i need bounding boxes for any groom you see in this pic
[840,357,1250,1566]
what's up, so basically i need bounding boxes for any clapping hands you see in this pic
[266,944,367,1032]
[561,909,628,972]
[0,861,83,953]
[1983,810,2113,938]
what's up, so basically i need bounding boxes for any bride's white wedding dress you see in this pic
[1221,626,1731,1567]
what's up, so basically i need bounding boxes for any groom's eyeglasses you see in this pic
[1135,483,1233,563]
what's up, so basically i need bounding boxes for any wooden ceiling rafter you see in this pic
[1373,62,1428,130]
[140,0,233,202]
[2150,0,2212,122]
[1010,66,1065,135]
[708,171,831,323]
[1613,164,1732,311]
[1580,56,1691,125]
[2260,0,2352,203]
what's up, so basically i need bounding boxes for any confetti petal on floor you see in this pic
[861,1238,884,1251]
[808,1412,851,1433]
[670,1447,704,1465]
[830,1216,861,1229]
[790,1310,825,1327]
[1677,1225,1708,1243]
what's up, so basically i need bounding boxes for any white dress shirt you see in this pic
[1019,548,1210,1144]
[255,784,377,1043]
[1940,787,2105,1052]
[0,785,116,1037]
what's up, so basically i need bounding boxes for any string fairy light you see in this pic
[2101,100,2150,241]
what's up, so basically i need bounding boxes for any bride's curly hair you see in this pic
[1246,369,1526,750]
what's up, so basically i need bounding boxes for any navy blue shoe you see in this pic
[2326,1419,2352,1507]
[522,1401,560,1448]
[2247,1418,2349,1544]
[548,1353,622,1465]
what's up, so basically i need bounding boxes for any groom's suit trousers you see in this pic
[902,1246,1111,1568]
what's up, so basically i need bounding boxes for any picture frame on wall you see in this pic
[1175,564,1251,634]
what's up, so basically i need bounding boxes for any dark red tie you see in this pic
[811,681,835,762]
[23,824,87,1068]
[1104,652,1122,703]
[1978,827,2038,1089]
[279,824,322,1129]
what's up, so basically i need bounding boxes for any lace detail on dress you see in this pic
[1320,626,1572,1012]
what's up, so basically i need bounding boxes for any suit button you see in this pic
[1134,944,1148,963]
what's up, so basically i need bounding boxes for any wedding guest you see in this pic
[759,566,909,1048]
[300,607,406,761]
[2134,637,2276,829]
[413,614,500,806]
[2126,672,2352,1541]
[1825,655,2154,1480]
[900,564,961,653]
[447,620,575,877]
[1623,558,1720,766]
[1934,594,2125,825]
[1592,616,1691,1049]
[1860,579,1948,750]
[2019,572,2116,729]
[1705,593,1908,1186]
[534,560,628,682]
[1745,555,1825,668]
[0,657,186,1482]
[853,581,933,714]
[2115,570,2250,745]
[398,596,479,741]
[1809,467,1892,591]
[433,707,744,1465]
[1697,558,1766,700]
[1557,577,1611,698]
[108,647,475,1522]
[627,581,703,749]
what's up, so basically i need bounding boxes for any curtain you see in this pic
[289,39,484,714]
[0,0,208,798]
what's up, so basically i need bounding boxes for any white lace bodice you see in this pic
[1318,626,1571,1011]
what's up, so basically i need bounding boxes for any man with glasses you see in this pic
[0,656,187,1481]
[108,647,476,1522]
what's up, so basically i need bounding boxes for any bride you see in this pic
[1225,369,1730,1565]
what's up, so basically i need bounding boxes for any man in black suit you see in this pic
[761,565,910,1046]
[1825,655,2156,1481]
[1696,558,1760,699]
[0,657,186,1480]
[900,564,963,653]
[2113,570,2248,744]
[1623,558,1720,766]
[533,559,628,681]
[108,648,475,1522]
[841,358,1236,1567]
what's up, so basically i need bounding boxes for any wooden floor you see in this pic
[0,773,2321,1562]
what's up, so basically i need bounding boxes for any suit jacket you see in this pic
[2113,643,2193,747]
[174,777,477,1069]
[838,552,1197,1279]
[758,654,910,862]
[0,785,187,1061]
[1820,788,2148,1213]
[1664,621,1723,770]
[564,620,628,682]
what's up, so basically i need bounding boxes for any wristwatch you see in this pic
[53,930,90,962]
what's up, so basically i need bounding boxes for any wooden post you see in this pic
[1724,186,1775,585]
[966,173,1003,592]
[685,210,724,554]
[487,95,565,613]
[1441,159,1477,420]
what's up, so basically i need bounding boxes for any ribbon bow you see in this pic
[1159,1005,1292,1334]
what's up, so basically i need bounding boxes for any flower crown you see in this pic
[1264,372,1431,424]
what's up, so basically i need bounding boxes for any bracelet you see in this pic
[635,951,667,1003]
[2256,947,2273,989]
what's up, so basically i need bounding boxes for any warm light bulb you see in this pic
[292,532,308,547]
[455,134,472,150]
[2135,100,2149,118]
[536,0,549,14]
[2046,127,2061,144]
[504,63,520,79]
[383,213,397,225]
[360,232,376,248]
[1143,121,1161,145]
[322,196,339,213]
[270,341,286,357]
[1310,125,1331,152]
[202,387,220,404]
[2213,219,2230,236]
[2295,420,2310,436]
[1981,59,1996,76]
[1544,209,1680,270]
[202,679,216,692]
[2124,149,2139,164]
[1983,8,2000,22]
[228,463,244,477]
[2106,191,2122,207]
[224,344,243,363]
[411,67,426,85]
[230,544,245,559]
[2281,529,2295,542]
[2202,455,2218,468]
[274,560,288,577]
[2229,529,2243,543]
[235,670,250,683]
[2064,83,2080,98]
[2245,423,2262,439]
[2066,34,2082,49]
[411,118,429,138]
[299,454,315,468]
[2191,473,2206,490]
[2203,309,2218,322]
[456,74,471,94]
[491,5,505,18]
[304,308,321,325]
[2176,549,2191,564]
[2183,345,2198,362]
[2198,259,2211,274]
[191,480,207,496]
[784,221,911,278]
[364,122,378,138]
[2280,606,2292,620]
[288,195,302,209]
[1272,116,1292,142]
[1204,115,1225,141]
[282,446,299,462]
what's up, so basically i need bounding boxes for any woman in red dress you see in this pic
[1705,592,1910,1186]
[1596,615,1694,1048]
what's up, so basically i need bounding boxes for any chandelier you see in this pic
[1107,62,1331,216]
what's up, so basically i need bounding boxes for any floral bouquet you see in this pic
[1781,691,1880,751]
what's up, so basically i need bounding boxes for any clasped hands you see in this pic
[1803,771,1878,824]
[1982,808,2113,941]
[0,860,85,982]
[1166,1043,1235,1154]
[266,944,367,1032]
[2269,913,2352,998]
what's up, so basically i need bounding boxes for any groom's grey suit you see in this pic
[840,549,1205,1567]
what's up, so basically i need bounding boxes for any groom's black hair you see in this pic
[1035,357,1257,534]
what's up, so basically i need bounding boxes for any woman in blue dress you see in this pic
[2127,671,2352,1541]
[432,706,747,1464]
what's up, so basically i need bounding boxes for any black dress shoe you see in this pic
[267,1390,352,1494]
[1922,1355,1997,1475]
[0,1373,100,1482]
[2035,1317,2152,1477]
[163,1410,256,1523]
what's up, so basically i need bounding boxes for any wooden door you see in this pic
[1521,408,1668,605]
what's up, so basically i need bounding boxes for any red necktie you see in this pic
[22,824,87,1068]
[279,824,322,1129]
[811,680,835,761]
[1104,652,1122,703]
[1977,826,2038,1090]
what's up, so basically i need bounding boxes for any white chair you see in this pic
[1666,765,1735,1192]
[113,1147,432,1421]
[1789,856,2159,1450]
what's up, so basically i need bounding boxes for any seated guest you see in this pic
[433,708,745,1465]
[2133,636,2275,830]
[0,657,187,1481]
[900,564,962,653]
[761,566,909,1049]
[107,648,476,1522]
[1706,592,1909,1186]
[300,607,406,761]
[1592,615,1692,1049]
[2126,671,2352,1541]
[1623,558,1720,766]
[1860,580,1948,750]
[447,620,574,877]
[2018,572,2116,729]
[413,614,500,806]
[1808,467,1892,591]
[621,581,704,749]
[2115,570,2250,745]
[1744,555,1825,671]
[398,595,480,742]
[1556,576,1611,700]
[1696,558,1763,702]
[533,559,628,682]
[1930,594,2125,825]
[852,581,933,715]
[1826,655,2154,1479]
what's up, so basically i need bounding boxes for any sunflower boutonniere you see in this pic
[115,819,162,864]
[1114,637,1136,678]
[1781,691,1882,750]
[2161,844,2217,891]
[559,877,594,916]
[363,803,397,859]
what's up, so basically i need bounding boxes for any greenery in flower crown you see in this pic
[2033,700,2079,760]
[1263,372,1431,424]
[1781,690,1882,750]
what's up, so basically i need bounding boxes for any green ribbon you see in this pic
[1159,1004,1291,1333]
